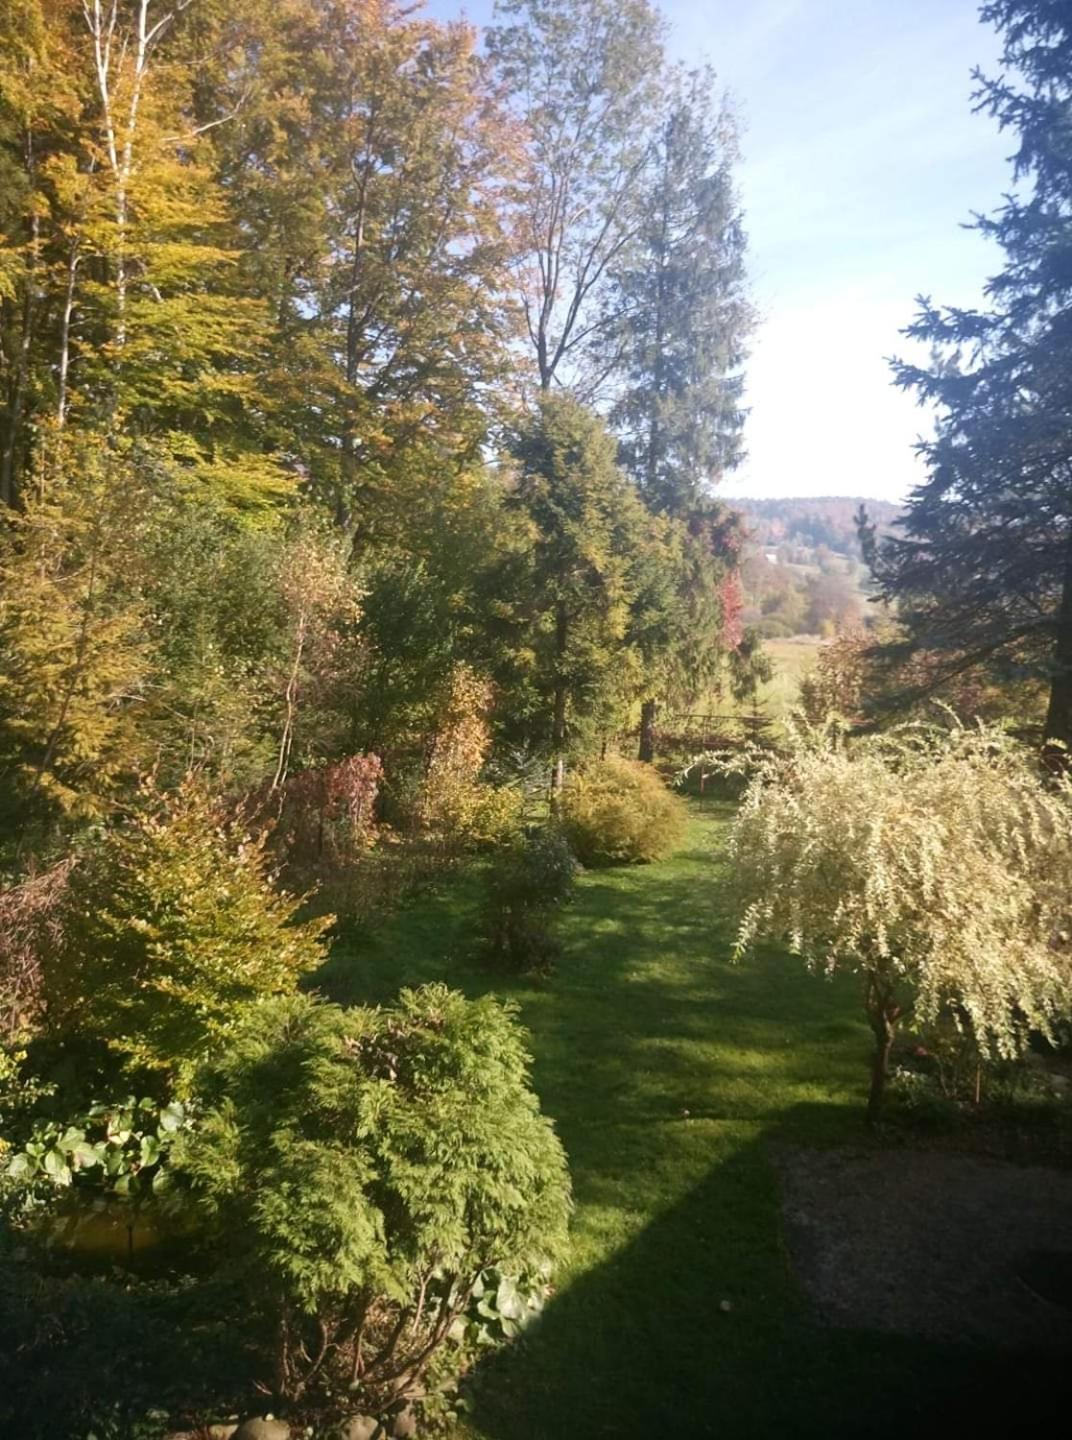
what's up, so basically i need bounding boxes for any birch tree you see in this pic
[486,0,665,395]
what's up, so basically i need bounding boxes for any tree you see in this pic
[505,395,643,791]
[44,780,330,1082]
[730,721,1072,1122]
[0,0,298,513]
[609,66,749,512]
[486,0,665,394]
[210,0,521,531]
[0,434,152,829]
[603,67,751,759]
[863,2,1072,753]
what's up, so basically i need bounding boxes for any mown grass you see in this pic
[318,804,1064,1438]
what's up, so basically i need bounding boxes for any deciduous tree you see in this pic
[487,0,665,394]
[731,721,1072,1121]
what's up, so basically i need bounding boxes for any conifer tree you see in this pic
[506,395,643,791]
[864,1,1072,752]
[607,68,752,759]
[610,68,750,512]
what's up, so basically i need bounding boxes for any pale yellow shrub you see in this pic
[731,720,1072,1064]
[561,757,687,866]
[420,665,522,848]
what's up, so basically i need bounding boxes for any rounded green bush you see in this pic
[173,986,572,1409]
[560,757,687,866]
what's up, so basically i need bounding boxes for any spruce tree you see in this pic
[864,1,1072,751]
[506,395,643,792]
[607,69,752,759]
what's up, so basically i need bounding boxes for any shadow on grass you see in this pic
[317,813,1072,1437]
[465,1106,1071,1440]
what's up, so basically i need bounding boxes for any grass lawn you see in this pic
[760,635,822,719]
[318,805,1065,1438]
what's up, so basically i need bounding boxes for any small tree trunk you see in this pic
[550,605,568,800]
[864,969,901,1125]
[866,1020,895,1126]
[638,697,657,763]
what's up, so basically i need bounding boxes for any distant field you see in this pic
[694,635,820,729]
[759,636,822,719]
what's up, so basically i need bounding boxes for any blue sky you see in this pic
[430,0,1015,501]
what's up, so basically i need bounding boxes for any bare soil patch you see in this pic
[777,1146,1072,1349]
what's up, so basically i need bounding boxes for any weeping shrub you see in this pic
[560,756,687,866]
[173,986,572,1412]
[729,719,1072,1121]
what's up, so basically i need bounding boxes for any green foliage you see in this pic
[506,396,650,768]
[561,756,687,866]
[611,66,750,510]
[0,1260,235,1440]
[482,827,579,973]
[43,783,329,1083]
[458,1263,552,1348]
[864,3,1072,747]
[4,1094,188,1220]
[173,985,571,1406]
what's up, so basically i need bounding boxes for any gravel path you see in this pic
[776,1146,1072,1350]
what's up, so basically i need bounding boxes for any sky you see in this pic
[430,0,1016,501]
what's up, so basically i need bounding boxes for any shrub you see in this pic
[266,752,383,881]
[560,756,687,866]
[420,664,523,849]
[482,827,578,972]
[173,986,572,1412]
[0,858,74,1037]
[729,719,1072,1121]
[42,782,330,1085]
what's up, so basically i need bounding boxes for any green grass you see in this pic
[760,635,822,718]
[318,806,1062,1437]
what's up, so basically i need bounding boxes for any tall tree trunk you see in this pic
[638,697,658,763]
[339,159,371,531]
[56,240,81,427]
[1044,524,1072,762]
[550,604,568,799]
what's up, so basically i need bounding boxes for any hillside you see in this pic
[730,496,901,646]
[735,496,903,559]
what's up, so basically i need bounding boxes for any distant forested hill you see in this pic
[734,497,903,559]
[732,497,903,640]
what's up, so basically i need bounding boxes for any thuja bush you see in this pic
[560,756,687,866]
[173,985,571,1414]
[43,782,330,1085]
[482,827,579,972]
[729,720,1072,1122]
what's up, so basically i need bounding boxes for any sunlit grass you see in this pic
[318,806,1058,1437]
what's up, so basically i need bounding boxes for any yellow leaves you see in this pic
[419,664,521,846]
[731,721,1072,1059]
